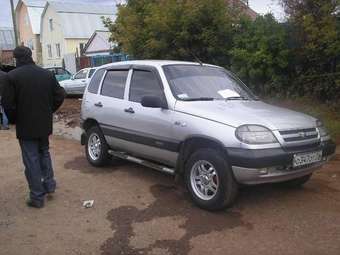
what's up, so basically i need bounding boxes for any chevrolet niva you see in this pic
[80,60,336,211]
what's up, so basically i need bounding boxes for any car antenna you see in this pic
[189,50,203,66]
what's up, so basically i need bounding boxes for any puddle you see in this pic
[100,184,252,255]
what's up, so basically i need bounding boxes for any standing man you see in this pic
[2,46,66,208]
[0,64,10,130]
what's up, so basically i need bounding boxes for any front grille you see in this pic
[282,142,321,153]
[279,128,319,143]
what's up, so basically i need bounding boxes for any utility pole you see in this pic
[10,0,19,47]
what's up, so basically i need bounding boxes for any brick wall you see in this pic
[0,50,14,65]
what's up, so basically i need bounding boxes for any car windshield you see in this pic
[163,65,257,101]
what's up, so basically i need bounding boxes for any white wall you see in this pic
[41,5,65,67]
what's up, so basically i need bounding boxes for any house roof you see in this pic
[83,30,113,53]
[48,1,116,15]
[0,27,15,50]
[16,0,46,35]
[22,0,46,7]
[42,1,116,39]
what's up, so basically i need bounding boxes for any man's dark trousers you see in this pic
[19,137,56,203]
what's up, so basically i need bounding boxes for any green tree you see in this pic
[281,0,340,100]
[103,0,240,66]
[230,14,291,96]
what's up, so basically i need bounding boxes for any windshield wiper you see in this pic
[182,97,216,101]
[225,96,248,101]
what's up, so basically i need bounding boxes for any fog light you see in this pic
[259,168,268,175]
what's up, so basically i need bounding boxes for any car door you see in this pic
[120,66,178,166]
[94,68,132,149]
[71,69,88,94]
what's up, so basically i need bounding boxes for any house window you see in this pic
[56,43,61,58]
[49,18,53,31]
[47,44,52,58]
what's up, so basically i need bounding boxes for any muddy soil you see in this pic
[1,98,340,255]
[54,98,83,140]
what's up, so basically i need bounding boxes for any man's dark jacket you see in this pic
[2,63,66,139]
[0,70,7,97]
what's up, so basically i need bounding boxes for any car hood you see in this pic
[174,100,317,130]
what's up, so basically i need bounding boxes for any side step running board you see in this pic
[108,150,175,175]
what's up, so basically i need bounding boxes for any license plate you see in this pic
[293,151,322,167]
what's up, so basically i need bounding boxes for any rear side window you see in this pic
[88,69,96,78]
[88,69,105,94]
[101,70,129,99]
[129,70,163,103]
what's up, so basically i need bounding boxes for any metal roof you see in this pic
[16,0,46,35]
[83,30,113,53]
[22,0,46,7]
[27,6,45,34]
[0,27,15,50]
[48,1,115,15]
[60,12,114,39]
[41,1,116,39]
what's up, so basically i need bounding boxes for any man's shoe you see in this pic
[26,199,44,208]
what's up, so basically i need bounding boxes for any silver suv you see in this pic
[80,60,336,210]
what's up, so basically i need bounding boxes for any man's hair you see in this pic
[13,46,34,66]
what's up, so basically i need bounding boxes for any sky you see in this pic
[0,0,284,28]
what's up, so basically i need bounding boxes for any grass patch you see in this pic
[266,97,340,144]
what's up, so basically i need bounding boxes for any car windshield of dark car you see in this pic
[163,65,256,101]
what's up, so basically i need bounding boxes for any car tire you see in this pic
[184,148,238,211]
[85,126,110,167]
[279,174,312,188]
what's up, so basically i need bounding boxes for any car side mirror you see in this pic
[141,96,167,109]
[71,75,75,80]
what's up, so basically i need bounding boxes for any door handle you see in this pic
[94,102,103,107]
[124,107,135,114]
[81,80,86,82]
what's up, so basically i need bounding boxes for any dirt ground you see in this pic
[1,99,340,255]
[55,98,82,128]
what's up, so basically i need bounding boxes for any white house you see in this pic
[40,1,115,67]
[15,0,46,64]
[83,30,115,56]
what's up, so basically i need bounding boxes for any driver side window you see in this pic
[129,70,163,103]
[74,70,87,79]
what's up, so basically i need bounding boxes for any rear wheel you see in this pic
[279,174,312,188]
[185,148,238,211]
[85,126,110,167]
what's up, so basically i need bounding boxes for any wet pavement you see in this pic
[0,129,340,255]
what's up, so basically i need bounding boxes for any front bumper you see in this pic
[227,140,336,185]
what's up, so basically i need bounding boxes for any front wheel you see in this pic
[85,126,110,167]
[185,148,238,211]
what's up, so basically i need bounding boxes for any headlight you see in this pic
[235,125,278,144]
[316,120,328,137]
